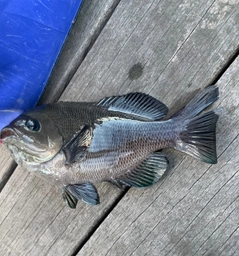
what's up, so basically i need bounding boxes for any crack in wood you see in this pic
[71,188,129,256]
[0,161,17,193]
[39,0,122,104]
[211,46,239,85]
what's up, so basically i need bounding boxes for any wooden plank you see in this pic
[0,0,239,256]
[0,147,16,192]
[62,0,239,105]
[0,166,123,256]
[0,0,120,190]
[39,0,121,104]
[76,57,239,256]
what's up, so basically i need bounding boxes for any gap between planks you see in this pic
[211,46,239,85]
[71,188,129,256]
[38,0,122,104]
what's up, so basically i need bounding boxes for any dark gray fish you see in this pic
[1,86,219,208]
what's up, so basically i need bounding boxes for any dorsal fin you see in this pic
[97,92,168,121]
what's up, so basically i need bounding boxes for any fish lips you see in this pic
[1,127,18,141]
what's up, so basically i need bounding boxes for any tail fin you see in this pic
[174,86,219,164]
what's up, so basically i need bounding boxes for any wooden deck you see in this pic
[0,0,239,255]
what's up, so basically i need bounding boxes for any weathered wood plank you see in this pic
[62,0,239,105]
[0,166,123,256]
[39,0,121,104]
[0,147,16,192]
[76,57,239,256]
[0,0,239,255]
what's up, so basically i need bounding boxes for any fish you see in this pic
[1,85,219,208]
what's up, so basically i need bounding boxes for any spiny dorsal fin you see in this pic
[115,152,168,188]
[97,92,168,121]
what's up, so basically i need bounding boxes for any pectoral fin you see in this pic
[115,152,168,188]
[62,183,100,208]
[63,125,93,164]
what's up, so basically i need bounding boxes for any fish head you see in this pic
[1,112,63,165]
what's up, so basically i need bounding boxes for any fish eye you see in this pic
[25,119,41,132]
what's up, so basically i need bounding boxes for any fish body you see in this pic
[31,119,175,184]
[1,86,219,208]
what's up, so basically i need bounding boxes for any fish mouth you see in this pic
[1,127,18,140]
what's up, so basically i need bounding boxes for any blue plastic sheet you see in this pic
[0,0,82,130]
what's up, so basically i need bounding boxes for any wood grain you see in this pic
[77,57,239,256]
[39,0,121,104]
[0,147,16,192]
[62,0,239,106]
[0,0,238,255]
[0,166,123,256]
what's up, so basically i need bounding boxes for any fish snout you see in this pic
[1,127,17,140]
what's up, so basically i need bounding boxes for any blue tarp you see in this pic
[0,0,82,129]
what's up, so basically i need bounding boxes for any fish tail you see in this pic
[173,86,219,164]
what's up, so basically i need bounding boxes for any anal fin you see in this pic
[116,152,168,188]
[107,179,127,190]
